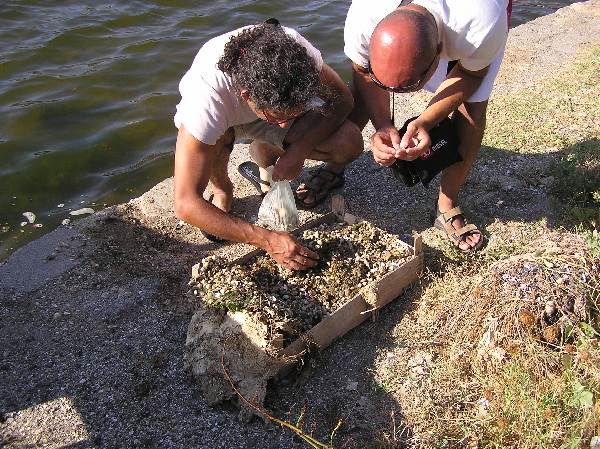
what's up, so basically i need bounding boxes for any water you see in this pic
[0,0,586,261]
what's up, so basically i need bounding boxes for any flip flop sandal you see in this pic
[237,161,270,198]
[434,205,484,251]
[295,166,345,210]
[200,194,228,244]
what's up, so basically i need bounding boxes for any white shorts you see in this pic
[233,119,294,150]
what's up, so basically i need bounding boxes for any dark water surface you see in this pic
[0,0,586,260]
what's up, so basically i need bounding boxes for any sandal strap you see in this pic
[452,223,479,238]
[438,206,464,223]
[297,168,344,193]
[440,220,480,243]
[257,177,270,186]
[434,204,484,251]
[436,206,481,240]
[308,167,344,185]
[298,180,323,192]
[300,167,344,193]
[295,165,345,209]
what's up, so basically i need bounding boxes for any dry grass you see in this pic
[484,47,600,156]
[375,232,599,448]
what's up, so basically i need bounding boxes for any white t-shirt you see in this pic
[174,26,323,146]
[344,0,509,101]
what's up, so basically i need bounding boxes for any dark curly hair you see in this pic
[217,19,325,113]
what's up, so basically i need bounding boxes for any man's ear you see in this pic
[240,89,250,101]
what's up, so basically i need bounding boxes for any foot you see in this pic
[295,164,345,209]
[258,166,271,195]
[434,205,483,251]
[238,161,271,197]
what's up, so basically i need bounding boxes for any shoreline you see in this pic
[2,1,600,447]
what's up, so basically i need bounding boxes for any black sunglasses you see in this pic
[368,54,437,93]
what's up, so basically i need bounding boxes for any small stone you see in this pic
[544,300,556,316]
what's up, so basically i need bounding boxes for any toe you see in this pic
[295,187,315,205]
[460,232,482,251]
[458,240,472,251]
[295,189,308,201]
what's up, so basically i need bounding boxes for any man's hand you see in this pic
[372,120,433,165]
[370,124,401,166]
[267,232,320,271]
[272,150,305,182]
[395,119,431,161]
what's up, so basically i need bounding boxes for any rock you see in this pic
[184,306,286,422]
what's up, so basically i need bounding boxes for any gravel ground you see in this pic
[2,2,599,448]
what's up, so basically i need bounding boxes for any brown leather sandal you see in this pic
[434,206,484,251]
[295,166,345,209]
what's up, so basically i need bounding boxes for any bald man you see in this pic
[344,0,511,251]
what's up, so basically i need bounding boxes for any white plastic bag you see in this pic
[257,167,299,232]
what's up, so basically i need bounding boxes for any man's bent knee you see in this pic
[316,120,364,164]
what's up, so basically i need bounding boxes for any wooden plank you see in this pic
[413,233,423,256]
[281,252,423,357]
[276,251,423,377]
[280,293,370,358]
[363,253,424,309]
[331,194,345,221]
[344,213,357,225]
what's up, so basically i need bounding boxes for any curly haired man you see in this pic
[173,19,362,270]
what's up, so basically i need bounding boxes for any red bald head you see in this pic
[370,7,440,91]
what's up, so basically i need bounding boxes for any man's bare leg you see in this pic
[438,100,487,250]
[294,120,363,205]
[209,128,235,212]
[248,119,362,205]
[248,140,284,194]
